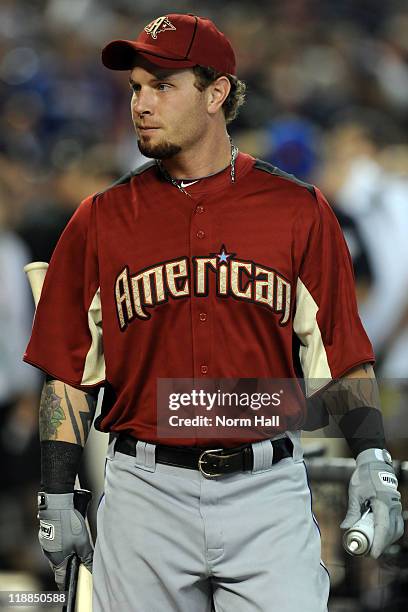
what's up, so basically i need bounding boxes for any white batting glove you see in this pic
[341,448,404,558]
[38,492,93,590]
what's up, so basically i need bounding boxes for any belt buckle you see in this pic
[198,448,224,478]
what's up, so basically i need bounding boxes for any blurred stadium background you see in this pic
[0,0,407,610]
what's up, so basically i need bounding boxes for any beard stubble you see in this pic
[137,138,182,159]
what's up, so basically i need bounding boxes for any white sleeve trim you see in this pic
[293,278,332,396]
[81,287,105,386]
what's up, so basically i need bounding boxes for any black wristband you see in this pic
[40,440,83,493]
[338,406,386,459]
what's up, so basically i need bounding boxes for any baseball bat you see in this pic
[24,262,94,611]
[63,490,93,612]
[24,261,49,307]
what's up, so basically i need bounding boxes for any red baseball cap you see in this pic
[101,13,236,75]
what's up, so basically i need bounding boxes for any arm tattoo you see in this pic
[81,395,97,439]
[64,386,97,446]
[308,373,381,420]
[40,380,98,445]
[64,387,82,445]
[39,383,65,441]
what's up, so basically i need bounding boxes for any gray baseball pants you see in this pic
[93,432,330,611]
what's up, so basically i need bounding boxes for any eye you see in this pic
[129,83,140,94]
[157,83,172,91]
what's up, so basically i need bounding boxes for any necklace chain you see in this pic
[156,137,238,197]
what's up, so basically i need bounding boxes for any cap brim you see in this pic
[101,40,196,71]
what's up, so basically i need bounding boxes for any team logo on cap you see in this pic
[144,16,176,40]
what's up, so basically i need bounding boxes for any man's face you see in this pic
[129,60,209,160]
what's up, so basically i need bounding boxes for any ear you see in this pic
[207,76,231,115]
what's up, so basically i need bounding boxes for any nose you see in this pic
[131,87,154,117]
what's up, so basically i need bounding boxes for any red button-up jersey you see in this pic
[24,153,374,446]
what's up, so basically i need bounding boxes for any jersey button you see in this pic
[195,205,205,214]
[199,312,207,322]
[196,230,205,239]
[200,365,208,375]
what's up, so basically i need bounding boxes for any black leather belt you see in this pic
[113,435,294,478]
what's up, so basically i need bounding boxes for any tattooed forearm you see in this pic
[39,383,66,440]
[307,363,381,419]
[81,395,96,439]
[64,387,82,445]
[39,380,98,445]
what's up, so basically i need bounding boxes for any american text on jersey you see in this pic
[115,247,291,330]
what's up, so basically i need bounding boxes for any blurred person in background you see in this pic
[318,117,408,379]
[263,115,374,305]
[17,147,120,262]
[0,174,42,578]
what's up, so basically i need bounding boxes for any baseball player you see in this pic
[24,13,404,612]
